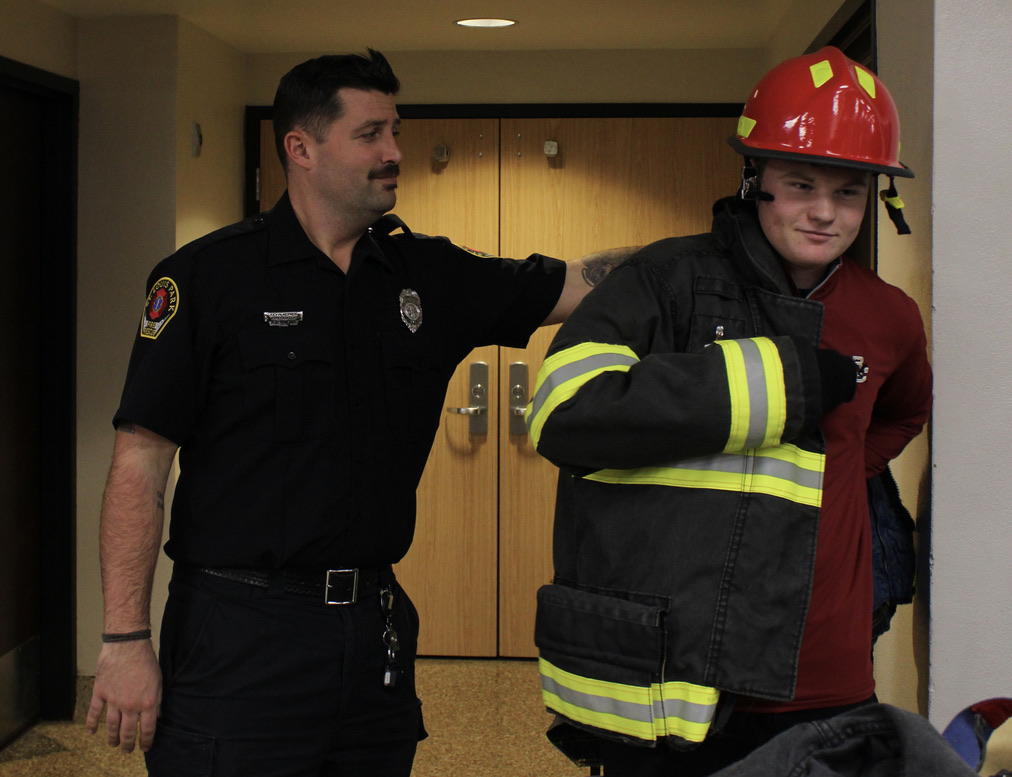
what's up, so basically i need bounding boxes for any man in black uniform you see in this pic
[85,50,633,776]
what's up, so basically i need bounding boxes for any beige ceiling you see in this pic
[37,0,796,53]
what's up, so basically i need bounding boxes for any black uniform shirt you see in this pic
[115,192,565,570]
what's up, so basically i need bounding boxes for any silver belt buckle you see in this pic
[324,568,359,605]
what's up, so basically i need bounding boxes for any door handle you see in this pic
[508,362,529,436]
[446,361,488,435]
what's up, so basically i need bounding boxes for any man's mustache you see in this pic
[370,165,400,179]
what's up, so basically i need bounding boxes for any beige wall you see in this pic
[246,48,764,107]
[75,15,181,675]
[764,0,858,67]
[176,19,246,246]
[74,16,245,674]
[2,0,938,717]
[0,0,76,78]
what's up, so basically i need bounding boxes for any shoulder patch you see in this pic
[140,277,179,340]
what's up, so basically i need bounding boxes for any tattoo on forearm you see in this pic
[118,422,136,434]
[579,247,640,287]
[157,491,164,512]
[581,255,622,287]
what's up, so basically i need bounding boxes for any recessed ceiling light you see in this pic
[456,18,516,28]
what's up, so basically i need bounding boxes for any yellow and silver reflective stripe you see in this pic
[585,444,824,508]
[527,342,639,446]
[540,658,719,744]
[713,338,787,452]
[653,679,720,742]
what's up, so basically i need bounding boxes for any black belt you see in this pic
[197,566,392,605]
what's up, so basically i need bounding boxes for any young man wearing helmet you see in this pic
[526,48,932,775]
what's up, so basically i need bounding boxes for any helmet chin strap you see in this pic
[739,163,775,202]
[880,177,911,234]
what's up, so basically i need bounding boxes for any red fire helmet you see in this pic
[728,47,914,178]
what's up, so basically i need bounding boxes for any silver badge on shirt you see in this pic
[399,289,422,333]
[264,311,303,327]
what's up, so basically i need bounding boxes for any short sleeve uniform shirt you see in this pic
[115,192,565,570]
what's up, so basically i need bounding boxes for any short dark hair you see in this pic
[273,49,400,170]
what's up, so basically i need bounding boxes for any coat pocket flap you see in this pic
[535,584,667,674]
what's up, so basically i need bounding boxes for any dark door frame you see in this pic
[0,54,79,722]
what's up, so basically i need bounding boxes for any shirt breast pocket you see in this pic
[237,324,335,441]
[380,332,444,443]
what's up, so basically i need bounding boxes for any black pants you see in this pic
[145,567,425,777]
[599,697,876,777]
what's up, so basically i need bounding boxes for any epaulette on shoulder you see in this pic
[413,234,500,259]
[372,214,413,237]
[404,230,501,258]
[173,213,267,260]
[371,214,500,258]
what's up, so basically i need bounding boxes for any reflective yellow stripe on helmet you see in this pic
[539,658,719,744]
[713,338,788,453]
[584,444,824,508]
[527,342,639,446]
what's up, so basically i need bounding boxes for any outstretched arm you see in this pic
[542,246,641,325]
[86,422,178,753]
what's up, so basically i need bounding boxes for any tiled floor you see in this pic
[0,659,589,776]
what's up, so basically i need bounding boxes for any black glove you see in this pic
[816,348,857,414]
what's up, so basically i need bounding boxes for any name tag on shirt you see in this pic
[264,311,303,327]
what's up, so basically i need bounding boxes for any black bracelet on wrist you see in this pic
[101,629,152,643]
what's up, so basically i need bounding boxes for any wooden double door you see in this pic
[257,113,740,657]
